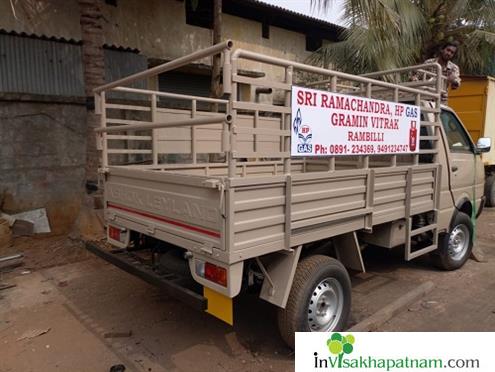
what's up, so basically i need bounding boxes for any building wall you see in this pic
[0,0,81,40]
[0,96,87,233]
[0,0,327,232]
[1,0,315,66]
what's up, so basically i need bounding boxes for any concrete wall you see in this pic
[0,95,87,233]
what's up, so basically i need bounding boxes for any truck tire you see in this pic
[485,175,495,207]
[432,212,473,271]
[277,255,351,349]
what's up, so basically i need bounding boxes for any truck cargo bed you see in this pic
[105,161,438,265]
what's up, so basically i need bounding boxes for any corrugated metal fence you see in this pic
[0,33,147,97]
[0,33,84,96]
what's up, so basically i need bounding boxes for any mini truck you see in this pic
[86,41,489,348]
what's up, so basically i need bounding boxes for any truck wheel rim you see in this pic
[448,224,470,261]
[308,278,344,332]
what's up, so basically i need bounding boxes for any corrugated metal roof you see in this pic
[248,0,343,30]
[223,0,344,41]
[0,28,80,44]
[0,29,140,53]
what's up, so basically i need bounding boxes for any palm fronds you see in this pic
[310,0,495,75]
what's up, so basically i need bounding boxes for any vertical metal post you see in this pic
[191,99,197,164]
[283,66,294,249]
[404,167,413,260]
[254,110,259,158]
[221,39,233,162]
[222,49,232,95]
[414,93,420,165]
[151,93,158,165]
[328,76,337,171]
[100,91,108,169]
[284,66,293,175]
[434,65,442,165]
[391,87,399,167]
[364,169,375,231]
[228,57,238,178]
[330,76,337,92]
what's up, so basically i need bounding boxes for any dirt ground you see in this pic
[1,209,494,372]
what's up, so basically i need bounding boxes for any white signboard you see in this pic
[291,86,421,156]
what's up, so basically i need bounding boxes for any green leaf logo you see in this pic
[327,333,355,366]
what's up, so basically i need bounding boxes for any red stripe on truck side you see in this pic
[107,203,221,239]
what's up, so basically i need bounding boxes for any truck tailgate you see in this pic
[104,167,224,251]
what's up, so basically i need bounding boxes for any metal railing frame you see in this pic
[95,40,443,180]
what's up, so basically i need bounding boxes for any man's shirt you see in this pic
[424,57,461,89]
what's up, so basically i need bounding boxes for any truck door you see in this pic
[440,109,484,209]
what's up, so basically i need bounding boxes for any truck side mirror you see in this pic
[476,137,491,153]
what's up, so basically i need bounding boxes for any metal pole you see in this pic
[95,115,227,133]
[0,253,24,263]
[94,40,234,93]
[191,100,197,164]
[284,66,293,174]
[228,56,238,178]
[151,94,158,165]
[232,49,439,98]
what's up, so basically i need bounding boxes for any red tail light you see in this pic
[108,225,121,241]
[204,262,227,287]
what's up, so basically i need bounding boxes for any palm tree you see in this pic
[310,0,495,75]
[78,0,105,186]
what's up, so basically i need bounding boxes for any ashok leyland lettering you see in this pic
[86,41,489,349]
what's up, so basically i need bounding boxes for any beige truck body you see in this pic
[90,41,485,339]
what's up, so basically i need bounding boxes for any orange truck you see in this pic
[449,76,495,206]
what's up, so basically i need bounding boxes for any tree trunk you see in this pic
[210,0,222,111]
[74,0,106,240]
[78,0,105,184]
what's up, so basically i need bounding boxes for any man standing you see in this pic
[425,41,461,100]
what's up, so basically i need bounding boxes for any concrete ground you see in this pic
[1,209,494,372]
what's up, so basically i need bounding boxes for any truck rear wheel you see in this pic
[277,255,351,349]
[432,212,473,270]
[485,175,495,207]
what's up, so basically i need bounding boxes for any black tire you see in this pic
[485,175,495,207]
[277,255,351,349]
[432,212,473,270]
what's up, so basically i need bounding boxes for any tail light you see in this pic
[196,260,227,287]
[108,225,125,243]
